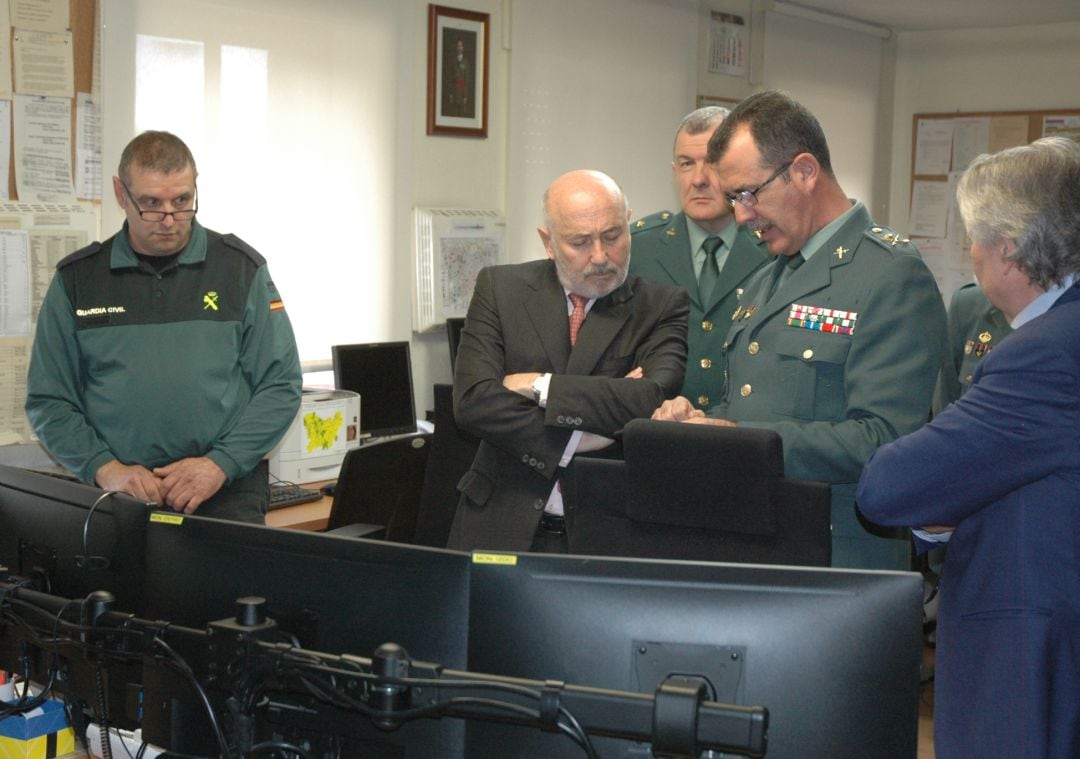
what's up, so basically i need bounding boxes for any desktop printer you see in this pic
[266,388,360,483]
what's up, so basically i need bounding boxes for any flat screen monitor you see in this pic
[141,515,471,756]
[0,464,153,612]
[332,341,418,438]
[467,554,922,758]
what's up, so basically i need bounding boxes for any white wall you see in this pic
[761,10,885,210]
[506,0,699,266]
[887,21,1080,230]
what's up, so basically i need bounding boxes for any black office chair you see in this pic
[446,318,466,374]
[412,383,479,547]
[324,433,433,543]
[563,419,832,566]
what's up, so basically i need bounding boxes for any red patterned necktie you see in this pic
[568,293,588,346]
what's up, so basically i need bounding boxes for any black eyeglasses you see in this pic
[725,161,792,209]
[121,181,198,222]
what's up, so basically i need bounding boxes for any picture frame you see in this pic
[427,4,490,138]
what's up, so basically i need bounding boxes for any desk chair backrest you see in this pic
[326,433,432,543]
[413,383,480,547]
[564,419,831,566]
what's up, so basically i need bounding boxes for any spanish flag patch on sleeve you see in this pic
[270,299,285,312]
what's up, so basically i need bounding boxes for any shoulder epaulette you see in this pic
[222,233,266,265]
[56,241,103,269]
[631,210,675,234]
[863,225,918,255]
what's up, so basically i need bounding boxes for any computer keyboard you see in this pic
[268,483,324,510]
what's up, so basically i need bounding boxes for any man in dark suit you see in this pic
[448,170,689,552]
[630,106,769,410]
[857,136,1080,758]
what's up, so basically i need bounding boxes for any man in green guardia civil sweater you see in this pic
[25,131,301,523]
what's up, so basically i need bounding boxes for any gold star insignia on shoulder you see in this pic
[660,211,671,220]
[665,228,677,237]
[635,219,646,229]
[835,246,848,259]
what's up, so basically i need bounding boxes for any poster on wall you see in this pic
[412,208,504,333]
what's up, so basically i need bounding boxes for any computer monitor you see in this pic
[0,464,153,612]
[467,554,922,758]
[332,341,418,438]
[141,515,471,755]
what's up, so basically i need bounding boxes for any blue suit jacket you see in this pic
[857,282,1080,758]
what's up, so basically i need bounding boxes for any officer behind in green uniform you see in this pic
[653,90,949,570]
[933,282,1012,414]
[25,131,302,523]
[629,106,769,409]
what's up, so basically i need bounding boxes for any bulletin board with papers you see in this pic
[0,0,101,446]
[908,108,1080,304]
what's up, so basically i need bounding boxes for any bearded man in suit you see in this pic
[448,169,689,552]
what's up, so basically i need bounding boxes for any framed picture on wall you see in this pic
[427,4,490,138]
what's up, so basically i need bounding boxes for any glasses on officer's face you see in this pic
[121,181,198,222]
[725,161,792,210]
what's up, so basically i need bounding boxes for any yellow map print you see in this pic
[303,410,344,451]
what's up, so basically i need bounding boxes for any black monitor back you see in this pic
[327,433,432,542]
[0,464,152,612]
[467,554,922,758]
[332,341,418,438]
[142,514,471,756]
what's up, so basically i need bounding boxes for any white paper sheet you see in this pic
[14,93,75,201]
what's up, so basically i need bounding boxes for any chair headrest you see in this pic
[622,419,783,535]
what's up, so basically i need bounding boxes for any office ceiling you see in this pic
[781,0,1080,32]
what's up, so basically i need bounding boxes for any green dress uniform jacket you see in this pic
[630,211,769,408]
[25,221,302,486]
[932,283,1012,414]
[713,204,949,569]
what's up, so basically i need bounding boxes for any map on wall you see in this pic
[412,208,504,333]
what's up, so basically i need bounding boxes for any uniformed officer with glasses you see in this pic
[26,130,301,523]
[653,91,949,570]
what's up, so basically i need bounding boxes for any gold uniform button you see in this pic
[701,320,713,332]
[697,395,709,407]
[700,358,712,369]
[740,384,752,397]
[748,341,760,355]
[802,348,814,360]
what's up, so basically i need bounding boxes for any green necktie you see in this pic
[766,252,804,301]
[698,236,723,304]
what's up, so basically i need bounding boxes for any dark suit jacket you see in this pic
[857,281,1080,758]
[448,260,689,551]
[630,212,768,409]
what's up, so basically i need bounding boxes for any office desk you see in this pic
[265,480,333,531]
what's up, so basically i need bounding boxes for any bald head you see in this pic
[538,170,631,299]
[542,170,627,229]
